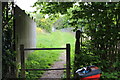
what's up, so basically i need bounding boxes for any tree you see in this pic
[33,2,120,79]
[31,13,60,32]
[69,3,120,79]
[52,14,71,29]
[33,2,74,14]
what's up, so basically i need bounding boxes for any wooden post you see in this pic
[66,44,70,80]
[20,44,25,78]
[74,30,81,79]
[75,30,80,55]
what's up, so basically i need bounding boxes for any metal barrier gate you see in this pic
[20,44,71,80]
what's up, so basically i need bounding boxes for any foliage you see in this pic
[32,2,75,32]
[25,27,75,78]
[70,2,120,74]
[2,2,16,79]
[53,14,71,29]
[32,13,51,32]
[33,2,120,79]
[30,12,62,32]
[70,2,120,30]
[102,71,120,79]
[33,2,74,14]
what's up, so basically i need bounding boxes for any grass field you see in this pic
[25,27,75,78]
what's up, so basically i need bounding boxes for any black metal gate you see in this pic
[20,44,71,80]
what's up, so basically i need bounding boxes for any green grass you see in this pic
[25,28,75,78]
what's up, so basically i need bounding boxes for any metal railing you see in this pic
[20,44,71,80]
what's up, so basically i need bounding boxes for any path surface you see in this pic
[39,52,66,80]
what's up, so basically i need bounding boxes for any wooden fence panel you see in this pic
[15,5,36,63]
[20,45,25,78]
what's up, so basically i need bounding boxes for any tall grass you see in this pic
[25,27,75,78]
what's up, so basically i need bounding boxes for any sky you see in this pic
[14,0,120,12]
[14,0,38,12]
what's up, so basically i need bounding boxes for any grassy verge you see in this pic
[25,27,75,78]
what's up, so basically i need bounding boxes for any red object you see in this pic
[80,74,101,80]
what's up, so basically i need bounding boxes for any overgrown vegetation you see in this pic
[25,27,75,78]
[2,1,120,79]
[33,2,120,79]
[2,2,16,79]
[70,2,120,79]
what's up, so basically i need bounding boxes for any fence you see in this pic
[15,5,36,63]
[20,44,71,80]
[75,26,120,73]
[74,29,120,79]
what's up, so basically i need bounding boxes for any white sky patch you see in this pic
[45,14,49,19]
[14,0,37,12]
[73,2,79,6]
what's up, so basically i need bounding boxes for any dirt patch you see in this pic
[39,52,66,79]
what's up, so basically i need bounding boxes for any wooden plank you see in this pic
[24,48,66,51]
[20,44,25,78]
[66,44,70,80]
[20,68,67,71]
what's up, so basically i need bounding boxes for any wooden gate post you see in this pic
[66,44,70,80]
[20,44,25,78]
[74,30,81,78]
